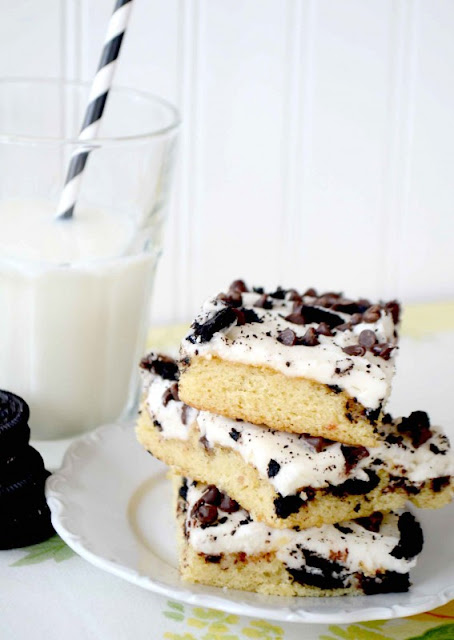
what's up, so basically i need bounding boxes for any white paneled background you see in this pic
[1,0,454,324]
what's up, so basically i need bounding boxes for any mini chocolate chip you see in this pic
[363,305,381,323]
[350,313,363,325]
[229,279,248,293]
[219,494,240,512]
[254,294,273,309]
[285,312,306,325]
[302,434,334,452]
[267,459,281,477]
[303,287,317,297]
[371,342,394,360]
[336,322,351,332]
[342,344,366,357]
[341,445,370,473]
[287,289,302,303]
[277,328,297,346]
[356,511,383,532]
[229,428,241,441]
[316,322,332,336]
[301,327,319,346]
[201,485,221,505]
[358,329,377,349]
[162,382,179,406]
[385,300,401,324]
[316,292,341,307]
[195,503,218,525]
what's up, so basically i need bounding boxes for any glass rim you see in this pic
[0,77,180,146]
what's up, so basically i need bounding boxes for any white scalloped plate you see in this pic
[46,417,454,624]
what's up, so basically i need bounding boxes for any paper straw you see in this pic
[56,0,134,220]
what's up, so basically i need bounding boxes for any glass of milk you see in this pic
[0,79,179,440]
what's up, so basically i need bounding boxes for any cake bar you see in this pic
[179,281,400,446]
[137,355,453,529]
[174,474,424,597]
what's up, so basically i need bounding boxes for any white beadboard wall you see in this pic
[1,0,454,324]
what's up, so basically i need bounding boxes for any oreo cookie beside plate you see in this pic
[0,497,55,550]
[0,391,31,458]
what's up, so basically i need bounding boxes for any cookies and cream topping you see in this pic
[183,480,421,576]
[142,361,453,497]
[181,282,400,410]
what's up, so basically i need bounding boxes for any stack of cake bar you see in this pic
[136,281,454,596]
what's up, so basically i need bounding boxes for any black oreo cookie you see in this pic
[0,497,55,549]
[0,391,30,457]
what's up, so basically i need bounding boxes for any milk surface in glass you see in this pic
[0,199,156,439]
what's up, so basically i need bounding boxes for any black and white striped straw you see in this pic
[56,0,134,220]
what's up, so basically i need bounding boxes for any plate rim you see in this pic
[46,421,454,624]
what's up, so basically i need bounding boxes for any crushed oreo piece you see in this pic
[371,342,395,360]
[288,550,346,589]
[397,411,432,448]
[328,384,342,394]
[229,428,241,442]
[205,555,222,563]
[361,571,410,595]
[274,494,304,518]
[269,287,286,299]
[140,353,179,381]
[267,459,281,478]
[330,470,380,496]
[390,512,424,559]
[193,503,218,525]
[431,476,450,492]
[191,307,237,343]
[297,304,344,329]
[179,478,188,501]
[334,523,353,534]
[254,294,273,309]
[153,419,162,431]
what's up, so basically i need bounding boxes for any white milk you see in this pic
[0,200,156,439]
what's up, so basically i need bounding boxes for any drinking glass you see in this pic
[0,78,179,439]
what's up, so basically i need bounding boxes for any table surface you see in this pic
[4,302,454,640]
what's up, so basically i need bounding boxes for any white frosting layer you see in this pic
[145,372,453,497]
[181,291,398,410]
[184,481,418,576]
[144,374,196,441]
